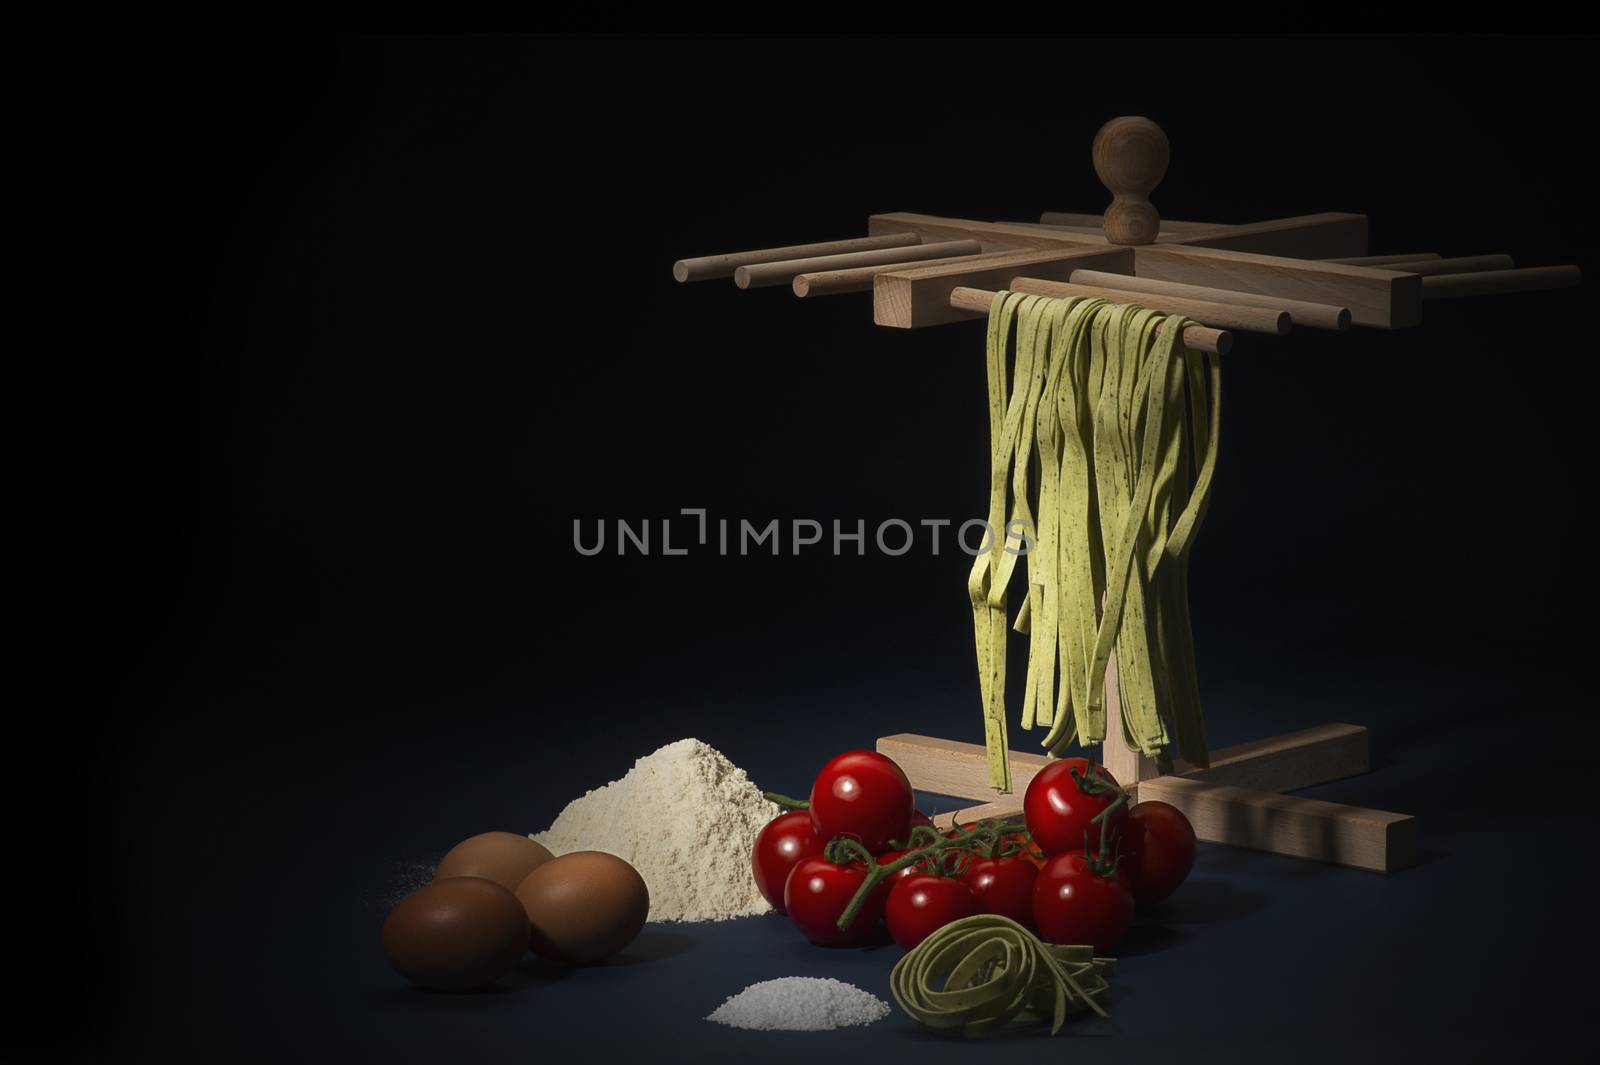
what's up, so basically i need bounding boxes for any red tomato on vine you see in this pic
[1023,758,1129,857]
[1032,851,1134,953]
[961,855,1038,927]
[808,750,913,854]
[885,874,978,950]
[783,856,884,946]
[1123,800,1197,908]
[751,810,824,914]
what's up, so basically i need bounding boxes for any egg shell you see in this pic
[515,850,649,965]
[381,876,530,991]
[434,831,554,892]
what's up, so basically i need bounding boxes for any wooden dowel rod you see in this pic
[1010,277,1291,336]
[1069,269,1351,331]
[1322,253,1442,265]
[734,240,983,290]
[794,252,994,297]
[948,286,1232,355]
[673,233,920,283]
[1382,254,1515,276]
[947,286,997,313]
[1421,265,1581,299]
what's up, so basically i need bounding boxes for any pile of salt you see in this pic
[705,977,890,1031]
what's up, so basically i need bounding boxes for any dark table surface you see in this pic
[92,35,1598,1062]
[110,644,1596,1064]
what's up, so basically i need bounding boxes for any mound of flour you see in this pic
[531,738,778,923]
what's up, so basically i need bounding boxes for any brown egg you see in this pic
[381,876,530,990]
[434,832,553,892]
[514,851,649,965]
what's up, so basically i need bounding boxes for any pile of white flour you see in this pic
[706,977,890,1031]
[531,738,778,923]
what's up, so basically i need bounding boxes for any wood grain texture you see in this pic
[1008,278,1292,336]
[1069,269,1351,331]
[932,800,1022,831]
[1133,244,1422,328]
[1180,723,1368,792]
[874,247,1135,329]
[878,733,1051,803]
[794,252,995,297]
[1421,265,1580,298]
[1040,211,1223,233]
[1323,252,1440,266]
[1100,651,1158,788]
[878,723,1369,804]
[732,240,982,289]
[868,212,1102,251]
[1017,223,1206,243]
[673,233,919,282]
[1173,213,1369,259]
[891,723,1399,869]
[1136,776,1418,872]
[1009,221,1123,237]
[1381,254,1515,277]
[1093,116,1169,245]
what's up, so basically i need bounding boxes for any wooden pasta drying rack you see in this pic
[673,117,1580,873]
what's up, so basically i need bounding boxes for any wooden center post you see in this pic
[1093,115,1169,246]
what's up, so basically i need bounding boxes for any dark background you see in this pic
[83,34,1597,1063]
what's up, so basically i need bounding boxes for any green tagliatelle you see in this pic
[889,914,1114,1037]
[969,293,1220,791]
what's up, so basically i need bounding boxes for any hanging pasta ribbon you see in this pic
[971,292,1220,791]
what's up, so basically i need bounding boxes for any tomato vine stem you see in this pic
[831,818,1030,931]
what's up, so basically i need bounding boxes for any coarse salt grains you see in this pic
[705,977,890,1032]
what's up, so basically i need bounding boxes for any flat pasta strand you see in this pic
[889,914,1114,1037]
[972,293,1219,783]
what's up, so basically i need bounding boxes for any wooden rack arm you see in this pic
[1131,244,1421,329]
[1389,254,1516,277]
[1421,265,1581,299]
[1323,252,1440,266]
[869,212,1102,251]
[873,247,1135,329]
[673,233,920,283]
[1039,211,1225,233]
[734,240,983,290]
[1171,212,1369,259]
[1069,269,1350,331]
[1008,277,1290,336]
[948,286,1232,355]
[794,252,1003,298]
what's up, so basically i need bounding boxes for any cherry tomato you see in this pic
[809,750,913,854]
[1023,758,1129,857]
[911,809,935,834]
[885,874,978,950]
[1032,852,1134,953]
[783,856,884,946]
[961,855,1038,927]
[751,810,824,914]
[1122,800,1196,909]
[869,849,932,918]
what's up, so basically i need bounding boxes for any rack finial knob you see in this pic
[1093,116,1169,246]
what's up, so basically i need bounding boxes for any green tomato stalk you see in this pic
[828,818,1030,932]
